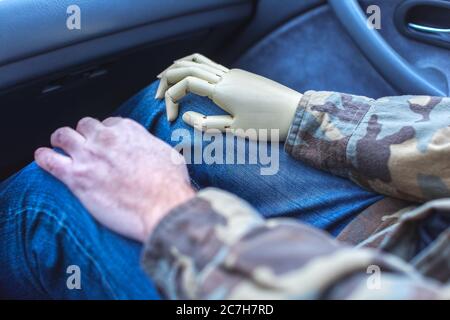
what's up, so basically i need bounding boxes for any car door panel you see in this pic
[0,0,252,179]
[340,0,450,95]
[235,3,397,98]
[0,0,252,90]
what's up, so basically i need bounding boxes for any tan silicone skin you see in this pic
[156,54,303,141]
[212,69,302,141]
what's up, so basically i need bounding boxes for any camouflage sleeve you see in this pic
[285,91,450,202]
[142,188,444,299]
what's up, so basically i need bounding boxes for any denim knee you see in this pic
[0,162,119,298]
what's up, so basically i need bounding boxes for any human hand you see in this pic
[35,117,195,242]
[156,53,303,141]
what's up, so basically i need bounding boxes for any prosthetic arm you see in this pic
[155,53,303,141]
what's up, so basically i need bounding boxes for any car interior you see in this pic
[1,0,449,181]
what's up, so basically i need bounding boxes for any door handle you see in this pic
[408,23,450,34]
[395,0,450,49]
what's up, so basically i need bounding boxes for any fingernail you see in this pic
[182,113,191,123]
[34,148,45,160]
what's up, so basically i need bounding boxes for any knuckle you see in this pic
[105,116,123,125]
[51,165,66,178]
[72,165,87,179]
[45,156,64,177]
[77,117,89,126]
[165,68,172,76]
[186,76,195,83]
[96,127,118,145]
[71,167,89,190]
[76,117,94,130]
[76,118,88,130]
[120,118,136,127]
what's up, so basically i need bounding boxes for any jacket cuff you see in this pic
[284,90,372,178]
[284,90,309,155]
[141,188,263,294]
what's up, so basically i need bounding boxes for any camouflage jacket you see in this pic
[142,91,450,299]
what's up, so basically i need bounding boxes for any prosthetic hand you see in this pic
[155,53,303,141]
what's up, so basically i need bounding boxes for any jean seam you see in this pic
[4,206,119,299]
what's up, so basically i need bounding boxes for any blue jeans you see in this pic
[0,81,383,299]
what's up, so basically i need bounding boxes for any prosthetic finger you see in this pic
[155,76,169,99]
[156,67,220,99]
[182,111,234,131]
[157,68,219,99]
[165,76,215,121]
[166,67,221,84]
[173,61,227,76]
[156,62,225,98]
[158,60,227,78]
[175,53,229,73]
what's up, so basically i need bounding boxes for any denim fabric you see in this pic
[0,81,383,299]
